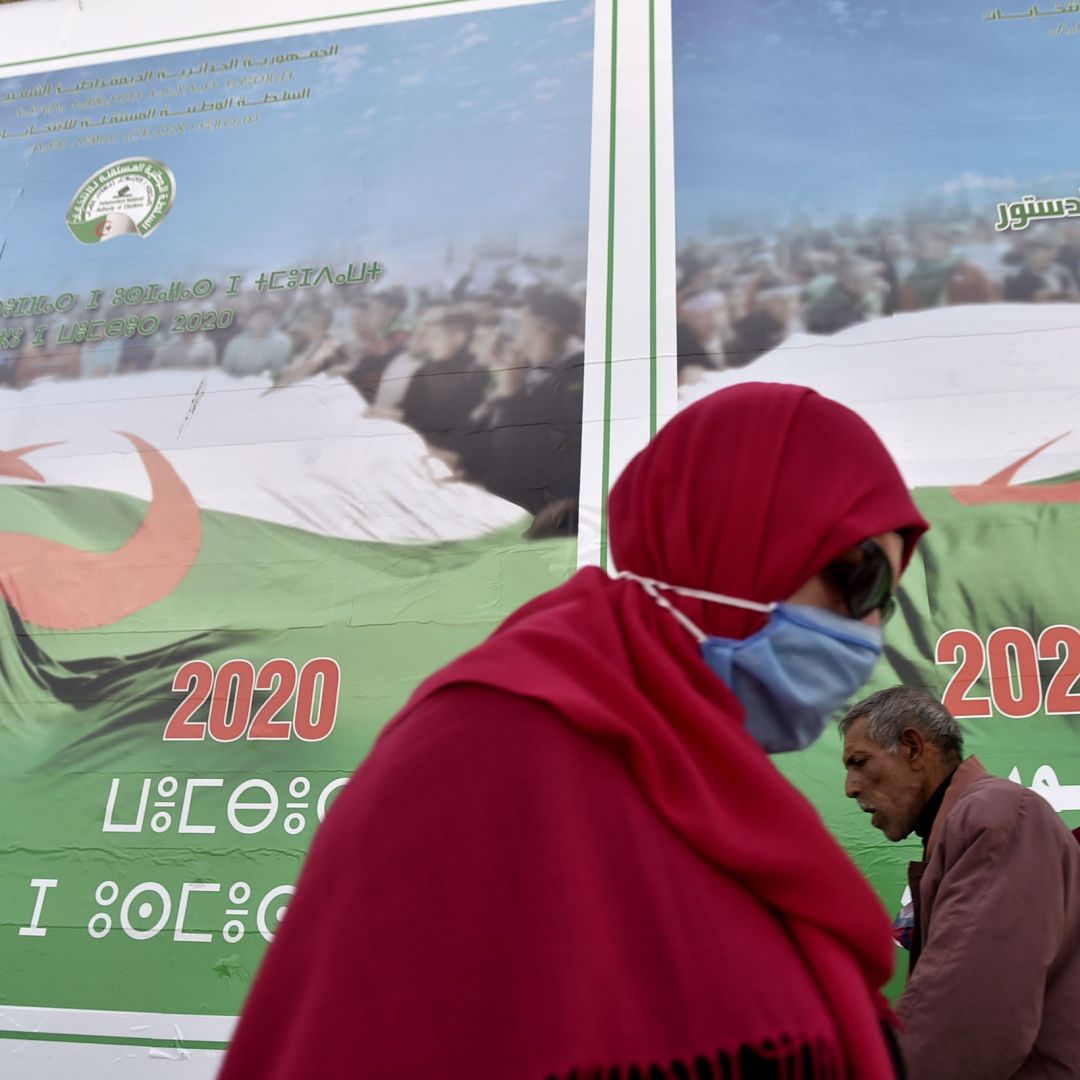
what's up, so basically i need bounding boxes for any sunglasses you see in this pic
[824,539,897,623]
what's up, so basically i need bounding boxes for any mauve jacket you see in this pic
[899,757,1080,1078]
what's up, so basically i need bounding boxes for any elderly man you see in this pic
[841,686,1080,1079]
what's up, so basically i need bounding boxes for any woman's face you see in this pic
[786,531,904,627]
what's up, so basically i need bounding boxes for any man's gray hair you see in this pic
[839,686,964,759]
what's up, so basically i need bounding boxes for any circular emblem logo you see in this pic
[66,157,176,245]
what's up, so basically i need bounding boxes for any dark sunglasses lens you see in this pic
[844,543,894,620]
[879,594,897,624]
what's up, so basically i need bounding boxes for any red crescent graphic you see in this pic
[0,432,201,630]
[951,433,1080,505]
[0,442,64,483]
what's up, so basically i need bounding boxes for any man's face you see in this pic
[472,324,508,368]
[409,321,433,359]
[248,310,274,337]
[914,233,951,261]
[424,322,468,363]
[681,298,725,343]
[838,262,874,292]
[842,715,927,841]
[367,299,397,334]
[1026,245,1055,272]
[759,293,793,324]
[515,312,559,366]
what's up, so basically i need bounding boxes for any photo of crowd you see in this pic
[0,254,586,537]
[0,1,595,544]
[676,212,1080,384]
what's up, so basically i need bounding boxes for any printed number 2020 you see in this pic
[934,626,1080,719]
[164,657,341,742]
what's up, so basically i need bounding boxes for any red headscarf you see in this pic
[404,383,928,1075]
[223,383,928,1079]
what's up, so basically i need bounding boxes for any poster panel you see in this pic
[0,0,595,1058]
[673,0,1080,994]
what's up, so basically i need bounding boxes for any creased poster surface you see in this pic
[0,0,594,1024]
[673,0,1080,994]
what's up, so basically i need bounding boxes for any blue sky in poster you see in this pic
[674,0,1080,232]
[0,1,594,295]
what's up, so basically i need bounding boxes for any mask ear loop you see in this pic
[614,571,775,645]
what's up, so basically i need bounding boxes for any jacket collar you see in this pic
[926,756,986,855]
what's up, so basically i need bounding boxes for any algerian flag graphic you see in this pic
[688,303,1080,996]
[0,369,574,1018]
[0,369,571,763]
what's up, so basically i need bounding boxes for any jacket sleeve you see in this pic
[897,785,1070,1079]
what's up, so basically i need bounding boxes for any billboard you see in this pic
[0,0,601,1073]
[12,0,1077,1069]
[673,0,1080,997]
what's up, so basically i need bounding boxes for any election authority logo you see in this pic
[66,157,176,245]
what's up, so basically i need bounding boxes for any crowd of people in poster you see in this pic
[0,257,586,536]
[10,205,1079,539]
[675,211,1080,383]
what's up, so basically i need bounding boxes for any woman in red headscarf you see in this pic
[221,383,928,1080]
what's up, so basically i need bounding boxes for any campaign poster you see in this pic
[0,0,595,1065]
[673,0,1080,993]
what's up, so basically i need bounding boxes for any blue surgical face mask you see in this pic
[618,572,883,754]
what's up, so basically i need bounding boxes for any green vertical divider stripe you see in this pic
[598,0,618,572]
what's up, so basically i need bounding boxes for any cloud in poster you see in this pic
[533,77,563,102]
[674,0,1080,229]
[449,21,492,54]
[458,32,492,50]
[939,172,1019,196]
[561,3,594,25]
[0,2,594,293]
[320,42,369,89]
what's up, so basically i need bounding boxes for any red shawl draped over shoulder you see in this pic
[221,383,928,1080]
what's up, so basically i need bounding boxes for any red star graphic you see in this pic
[0,442,63,483]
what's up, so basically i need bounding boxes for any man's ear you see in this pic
[898,725,927,766]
